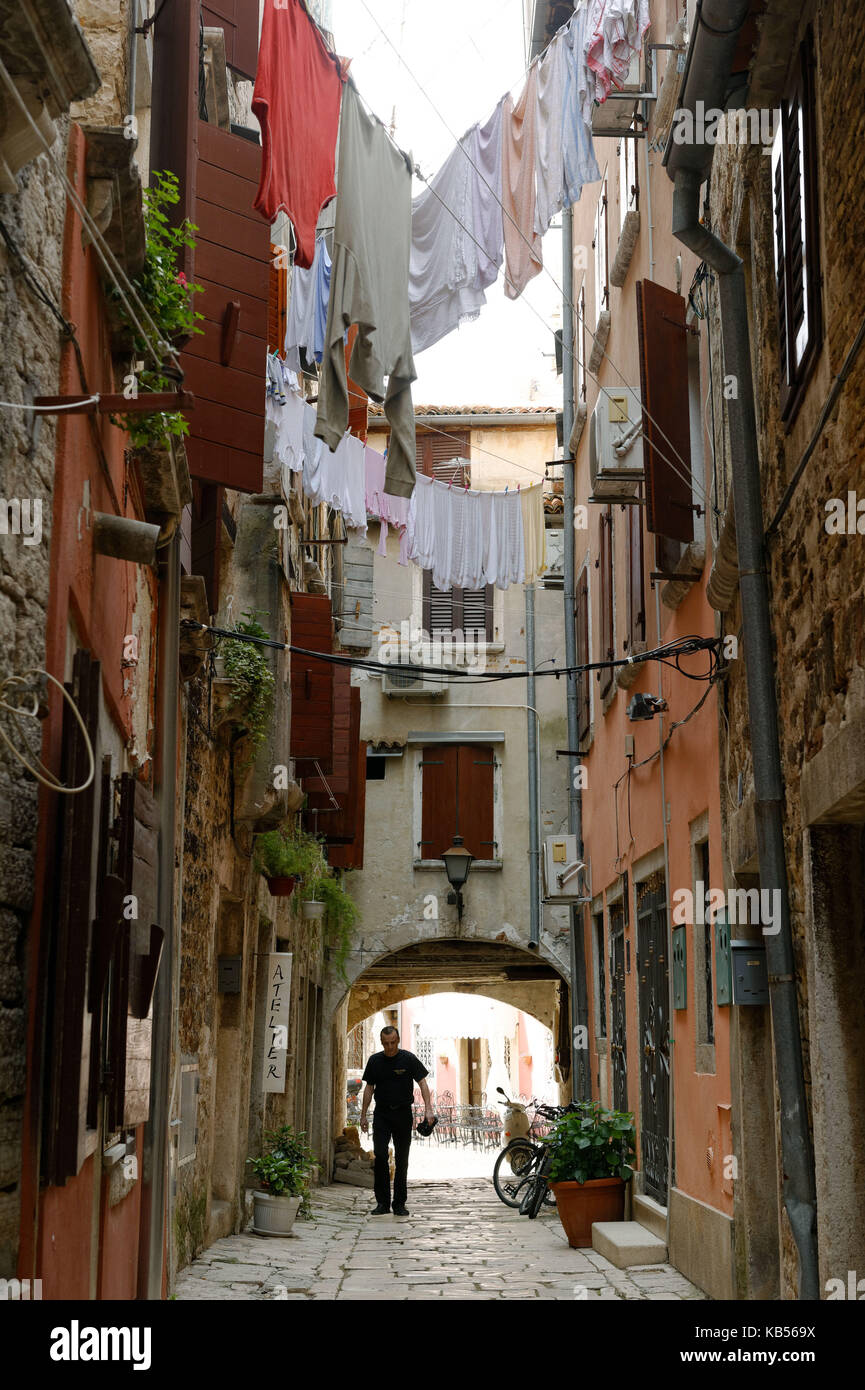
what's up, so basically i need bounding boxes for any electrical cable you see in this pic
[0,670,95,793]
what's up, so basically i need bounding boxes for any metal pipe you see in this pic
[526,583,540,949]
[138,532,180,1299]
[671,166,819,1301]
[654,583,675,1250]
[562,206,590,1100]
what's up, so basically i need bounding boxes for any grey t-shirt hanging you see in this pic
[315,82,417,499]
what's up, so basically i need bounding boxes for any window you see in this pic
[593,177,609,321]
[366,755,387,780]
[772,31,821,423]
[576,283,587,404]
[416,429,493,640]
[594,913,608,1040]
[414,1028,434,1073]
[419,743,497,861]
[618,132,639,230]
[417,430,469,483]
[636,278,694,544]
[576,566,591,741]
[596,505,614,697]
[626,490,646,652]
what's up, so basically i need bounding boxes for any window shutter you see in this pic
[627,489,646,651]
[182,121,270,493]
[577,284,587,403]
[420,745,458,858]
[593,179,609,314]
[190,482,224,614]
[772,32,821,421]
[636,278,694,544]
[202,0,261,81]
[268,244,288,356]
[457,745,495,860]
[576,567,590,741]
[290,593,334,774]
[460,586,493,640]
[598,506,614,696]
[416,430,470,483]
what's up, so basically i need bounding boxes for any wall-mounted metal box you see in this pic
[672,926,687,1009]
[218,955,242,993]
[714,908,732,1006]
[730,940,769,1005]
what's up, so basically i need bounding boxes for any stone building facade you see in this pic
[680,0,865,1298]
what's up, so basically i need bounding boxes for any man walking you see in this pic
[360,1025,433,1216]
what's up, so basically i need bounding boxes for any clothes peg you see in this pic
[517,483,521,492]
[505,485,509,494]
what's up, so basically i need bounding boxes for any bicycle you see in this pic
[514,1136,558,1219]
[492,1097,577,1209]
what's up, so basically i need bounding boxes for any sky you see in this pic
[330,0,565,409]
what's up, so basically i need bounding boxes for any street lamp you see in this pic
[442,835,474,923]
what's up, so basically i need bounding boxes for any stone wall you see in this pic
[0,139,69,1276]
[708,0,865,1297]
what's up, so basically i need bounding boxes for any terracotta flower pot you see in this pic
[266,875,297,898]
[549,1176,626,1248]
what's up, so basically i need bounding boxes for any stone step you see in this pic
[633,1192,667,1240]
[592,1220,668,1268]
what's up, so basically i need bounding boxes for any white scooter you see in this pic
[495,1086,532,1144]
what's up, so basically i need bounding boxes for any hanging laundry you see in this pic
[520,483,547,581]
[502,63,543,301]
[252,0,344,268]
[301,400,367,534]
[364,447,412,564]
[561,3,602,207]
[409,101,505,356]
[586,0,650,106]
[534,34,567,236]
[409,475,528,591]
[490,489,526,587]
[315,82,417,500]
[285,252,317,374]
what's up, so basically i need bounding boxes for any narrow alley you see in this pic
[176,1180,706,1302]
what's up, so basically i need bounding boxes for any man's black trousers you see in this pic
[372,1106,413,1209]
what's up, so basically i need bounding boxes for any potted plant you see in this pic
[248,1124,316,1236]
[299,855,328,921]
[546,1102,636,1248]
[254,825,323,897]
[214,612,276,755]
[314,874,358,983]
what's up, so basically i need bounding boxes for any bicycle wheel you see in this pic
[492,1141,536,1208]
[517,1176,537,1215]
[527,1174,548,1219]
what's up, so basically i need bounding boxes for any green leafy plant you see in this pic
[254,825,325,881]
[315,874,358,985]
[221,612,276,755]
[546,1102,636,1185]
[247,1125,317,1207]
[111,169,204,449]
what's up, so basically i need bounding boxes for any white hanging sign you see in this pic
[263,952,293,1093]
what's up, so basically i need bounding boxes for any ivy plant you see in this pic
[254,825,325,881]
[315,874,358,985]
[546,1102,637,1185]
[110,169,204,449]
[220,612,276,756]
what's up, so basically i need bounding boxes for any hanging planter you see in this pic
[266,875,297,898]
[301,900,326,921]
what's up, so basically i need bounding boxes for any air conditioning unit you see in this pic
[543,835,584,901]
[589,388,644,501]
[381,666,447,698]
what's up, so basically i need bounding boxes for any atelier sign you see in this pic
[263,952,292,1093]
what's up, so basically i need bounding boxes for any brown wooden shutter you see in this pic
[182,121,270,493]
[636,279,694,544]
[420,744,457,859]
[772,31,821,422]
[416,430,470,482]
[597,506,614,696]
[576,568,590,741]
[268,244,288,356]
[290,593,334,774]
[461,584,494,641]
[328,738,368,869]
[190,482,224,614]
[202,0,260,81]
[627,491,646,652]
[306,682,363,842]
[458,745,495,860]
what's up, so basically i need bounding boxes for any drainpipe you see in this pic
[664,0,818,1297]
[562,207,590,1100]
[526,583,540,949]
[138,532,181,1299]
[654,585,676,1250]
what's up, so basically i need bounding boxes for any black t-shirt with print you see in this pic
[362,1049,428,1110]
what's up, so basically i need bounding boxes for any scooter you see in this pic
[495,1086,531,1144]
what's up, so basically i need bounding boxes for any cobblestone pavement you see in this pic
[175,1180,708,1301]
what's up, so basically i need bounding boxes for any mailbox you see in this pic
[672,926,687,1009]
[730,940,768,1005]
[217,955,242,994]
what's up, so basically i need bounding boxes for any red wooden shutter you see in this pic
[416,431,470,483]
[328,739,368,869]
[636,279,694,544]
[457,745,495,860]
[290,593,334,774]
[627,490,646,652]
[202,0,260,81]
[598,506,614,696]
[268,244,288,356]
[182,121,270,493]
[420,745,457,859]
[576,568,590,741]
[305,680,361,841]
